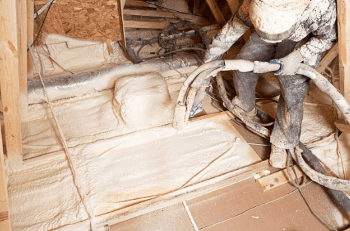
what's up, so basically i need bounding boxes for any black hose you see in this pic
[215,70,350,212]
[299,143,350,212]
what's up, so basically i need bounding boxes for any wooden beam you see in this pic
[124,0,157,9]
[27,0,34,82]
[226,0,240,15]
[0,129,11,231]
[121,0,126,9]
[123,9,207,24]
[316,42,339,73]
[204,0,226,26]
[33,0,54,4]
[256,166,304,192]
[193,0,200,15]
[124,9,178,18]
[338,0,350,103]
[335,120,350,133]
[118,0,126,48]
[124,20,170,29]
[17,0,28,117]
[0,0,23,169]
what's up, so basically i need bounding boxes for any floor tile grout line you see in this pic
[182,200,200,231]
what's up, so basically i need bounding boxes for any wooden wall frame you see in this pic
[338,0,350,104]
[0,0,349,230]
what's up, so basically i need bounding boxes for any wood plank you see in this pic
[124,0,157,9]
[193,0,200,15]
[120,0,125,9]
[226,0,240,15]
[205,0,226,26]
[335,120,350,133]
[34,0,124,43]
[34,0,55,4]
[124,9,179,18]
[123,9,208,25]
[0,129,11,231]
[117,0,126,48]
[27,0,34,103]
[242,28,251,42]
[337,0,350,103]
[256,166,304,192]
[124,20,170,29]
[17,0,28,117]
[316,42,339,73]
[0,0,23,169]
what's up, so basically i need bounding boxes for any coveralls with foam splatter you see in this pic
[204,0,337,149]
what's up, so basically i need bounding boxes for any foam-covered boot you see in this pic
[269,144,287,168]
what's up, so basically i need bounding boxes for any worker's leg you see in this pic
[233,32,275,112]
[270,40,309,167]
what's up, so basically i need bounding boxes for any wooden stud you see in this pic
[117,0,126,48]
[120,0,126,9]
[17,0,28,117]
[0,129,11,231]
[256,166,304,192]
[337,0,350,103]
[27,0,34,82]
[0,0,23,169]
[226,0,240,15]
[204,0,226,26]
[193,0,200,15]
[316,42,339,74]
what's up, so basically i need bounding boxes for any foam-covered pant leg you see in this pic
[234,32,275,112]
[270,40,309,149]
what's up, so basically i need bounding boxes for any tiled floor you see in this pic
[110,179,347,231]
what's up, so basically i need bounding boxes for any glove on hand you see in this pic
[271,50,304,75]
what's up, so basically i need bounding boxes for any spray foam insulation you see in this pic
[10,87,261,230]
[34,0,124,45]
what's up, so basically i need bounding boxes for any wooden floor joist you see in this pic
[205,0,226,26]
[316,42,339,74]
[256,166,304,192]
[17,0,28,117]
[226,0,240,15]
[338,0,350,103]
[0,130,11,231]
[0,0,23,169]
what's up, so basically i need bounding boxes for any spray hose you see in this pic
[173,60,350,195]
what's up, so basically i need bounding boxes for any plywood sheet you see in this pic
[34,0,124,44]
